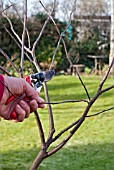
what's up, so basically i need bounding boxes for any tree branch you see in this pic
[2,7,32,54]
[0,66,12,76]
[20,0,27,77]
[40,0,90,101]
[34,110,46,149]
[98,56,114,92]
[0,48,19,74]
[86,106,114,117]
[43,82,55,147]
[32,0,57,54]
[9,0,31,49]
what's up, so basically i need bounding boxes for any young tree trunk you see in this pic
[109,0,114,68]
[30,150,46,170]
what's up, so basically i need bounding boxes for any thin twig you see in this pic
[50,0,77,69]
[34,110,46,149]
[32,16,50,54]
[0,48,19,74]
[9,0,31,49]
[0,66,12,76]
[32,0,57,54]
[98,56,114,92]
[2,8,32,54]
[0,4,13,15]
[86,106,114,117]
[101,85,114,94]
[46,132,74,157]
[40,0,90,101]
[52,118,80,143]
[46,90,101,157]
[52,100,114,141]
[44,82,55,146]
[75,68,91,101]
[31,0,57,77]
[0,79,21,99]
[20,0,27,77]
[2,22,22,49]
[0,79,90,105]
[39,0,74,69]
[1,22,34,64]
[45,99,89,105]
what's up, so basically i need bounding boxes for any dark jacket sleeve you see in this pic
[0,74,4,101]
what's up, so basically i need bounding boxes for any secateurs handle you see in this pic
[6,76,31,120]
[6,95,30,120]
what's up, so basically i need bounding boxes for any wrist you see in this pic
[0,74,4,102]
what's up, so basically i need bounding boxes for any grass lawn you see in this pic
[0,75,114,170]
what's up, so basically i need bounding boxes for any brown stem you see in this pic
[86,105,114,117]
[0,4,13,14]
[9,1,31,49]
[47,91,101,157]
[47,133,73,157]
[44,99,89,105]
[43,82,55,146]
[75,67,91,101]
[0,66,12,76]
[20,0,27,77]
[2,23,33,63]
[30,149,47,170]
[34,110,46,149]
[40,1,90,101]
[98,56,114,91]
[2,7,31,54]
[52,118,80,142]
[101,85,114,94]
[32,0,56,54]
[0,48,19,74]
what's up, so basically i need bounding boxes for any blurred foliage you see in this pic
[0,14,69,73]
[70,26,110,68]
[0,13,110,73]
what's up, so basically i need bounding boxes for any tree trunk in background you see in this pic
[109,0,114,68]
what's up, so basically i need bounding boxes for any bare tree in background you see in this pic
[109,0,114,68]
[73,0,109,16]
[0,0,114,170]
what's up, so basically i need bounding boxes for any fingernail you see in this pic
[16,104,20,110]
[20,100,24,104]
[39,97,44,103]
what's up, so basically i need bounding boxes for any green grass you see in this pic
[0,75,114,170]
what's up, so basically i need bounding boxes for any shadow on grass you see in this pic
[1,143,114,170]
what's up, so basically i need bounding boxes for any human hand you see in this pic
[0,76,45,122]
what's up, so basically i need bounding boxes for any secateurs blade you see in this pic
[26,70,55,92]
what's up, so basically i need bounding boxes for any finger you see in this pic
[36,96,45,105]
[19,100,30,118]
[38,103,45,108]
[15,104,26,122]
[29,100,38,112]
[23,81,44,103]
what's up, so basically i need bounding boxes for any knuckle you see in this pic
[15,105,26,121]
[18,113,25,121]
[25,113,29,118]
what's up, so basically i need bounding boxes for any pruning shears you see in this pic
[6,70,55,120]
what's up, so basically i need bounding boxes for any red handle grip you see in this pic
[6,76,31,120]
[6,96,17,119]
[6,96,29,120]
